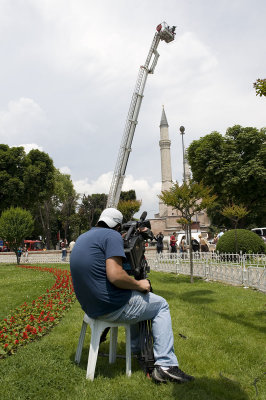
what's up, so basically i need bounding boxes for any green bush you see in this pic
[0,206,34,263]
[216,229,266,254]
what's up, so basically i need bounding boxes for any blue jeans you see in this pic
[98,291,178,367]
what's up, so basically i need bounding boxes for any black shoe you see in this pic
[152,366,195,384]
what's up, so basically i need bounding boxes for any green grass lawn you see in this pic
[0,264,55,320]
[0,263,265,400]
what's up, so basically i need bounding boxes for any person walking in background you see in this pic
[217,230,224,240]
[17,247,22,263]
[198,235,209,252]
[191,237,200,252]
[69,240,76,252]
[170,232,177,253]
[22,245,29,262]
[155,232,164,254]
[213,234,218,245]
[61,244,67,261]
[179,235,187,257]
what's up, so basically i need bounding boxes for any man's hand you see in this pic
[137,279,151,293]
[106,257,151,293]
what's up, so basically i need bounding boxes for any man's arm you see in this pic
[106,256,150,293]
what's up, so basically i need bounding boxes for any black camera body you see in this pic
[122,211,153,280]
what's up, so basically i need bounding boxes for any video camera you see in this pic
[122,211,153,280]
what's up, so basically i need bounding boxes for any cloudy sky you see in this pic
[0,0,265,218]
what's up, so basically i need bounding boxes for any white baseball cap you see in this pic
[98,208,123,228]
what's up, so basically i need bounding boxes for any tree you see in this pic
[0,145,55,215]
[23,149,55,208]
[0,207,34,264]
[76,189,141,235]
[117,199,141,222]
[0,145,27,213]
[27,169,74,250]
[118,190,141,222]
[159,180,217,283]
[187,125,266,227]
[120,190,137,201]
[253,78,266,97]
[221,204,250,252]
[77,193,108,234]
[52,170,79,245]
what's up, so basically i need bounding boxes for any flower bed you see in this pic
[0,265,76,358]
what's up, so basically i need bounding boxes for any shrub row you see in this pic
[216,229,266,254]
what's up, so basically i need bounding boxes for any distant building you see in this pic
[149,107,210,243]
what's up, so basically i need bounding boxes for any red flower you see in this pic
[1,265,76,358]
[23,332,28,339]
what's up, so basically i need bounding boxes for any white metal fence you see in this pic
[0,252,70,264]
[145,252,266,293]
[1,251,265,292]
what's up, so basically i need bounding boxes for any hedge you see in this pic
[216,229,266,254]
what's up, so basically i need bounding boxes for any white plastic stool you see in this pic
[75,313,131,380]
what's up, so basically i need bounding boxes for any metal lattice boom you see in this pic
[107,22,176,208]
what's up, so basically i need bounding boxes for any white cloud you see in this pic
[18,143,43,153]
[73,172,161,218]
[153,31,218,92]
[178,32,218,73]
[59,166,72,175]
[122,175,161,217]
[74,172,113,195]
[26,1,139,87]
[0,98,48,144]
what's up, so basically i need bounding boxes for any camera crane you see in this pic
[107,22,176,208]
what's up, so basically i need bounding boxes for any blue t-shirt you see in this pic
[70,227,131,318]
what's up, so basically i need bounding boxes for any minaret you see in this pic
[159,106,173,216]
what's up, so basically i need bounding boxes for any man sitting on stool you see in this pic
[70,208,194,384]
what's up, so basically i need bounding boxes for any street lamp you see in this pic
[179,125,189,244]
[179,126,186,183]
